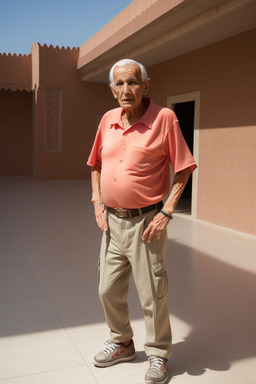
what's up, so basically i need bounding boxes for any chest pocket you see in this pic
[126,146,162,175]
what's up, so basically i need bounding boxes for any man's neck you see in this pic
[122,99,149,128]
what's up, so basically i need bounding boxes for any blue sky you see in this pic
[0,0,133,55]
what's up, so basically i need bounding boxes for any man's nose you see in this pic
[123,82,131,93]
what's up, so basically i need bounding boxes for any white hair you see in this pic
[109,59,148,86]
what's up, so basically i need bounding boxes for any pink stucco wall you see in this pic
[0,45,117,180]
[0,89,33,176]
[0,53,33,176]
[149,29,256,235]
[31,44,116,180]
[0,53,31,91]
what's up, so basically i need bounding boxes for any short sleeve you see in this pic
[87,124,103,168]
[164,119,197,174]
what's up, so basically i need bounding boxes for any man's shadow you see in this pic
[166,239,256,381]
[168,340,229,380]
[128,238,256,382]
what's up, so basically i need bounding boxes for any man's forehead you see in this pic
[113,64,142,80]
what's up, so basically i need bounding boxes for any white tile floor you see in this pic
[0,177,256,383]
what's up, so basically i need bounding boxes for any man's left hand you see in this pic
[142,212,170,243]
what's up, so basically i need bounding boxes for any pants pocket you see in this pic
[151,261,168,298]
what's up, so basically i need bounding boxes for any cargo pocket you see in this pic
[151,261,168,298]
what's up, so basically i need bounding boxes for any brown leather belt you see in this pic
[107,201,163,219]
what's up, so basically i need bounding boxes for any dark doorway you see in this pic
[174,101,195,214]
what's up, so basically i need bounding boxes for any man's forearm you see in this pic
[91,165,103,203]
[142,167,191,243]
[91,165,108,232]
[163,167,191,215]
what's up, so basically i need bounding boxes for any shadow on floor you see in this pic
[127,237,256,380]
[1,177,256,381]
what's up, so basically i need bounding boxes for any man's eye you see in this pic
[116,82,123,86]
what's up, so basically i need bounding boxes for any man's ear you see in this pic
[143,78,151,95]
[110,85,117,99]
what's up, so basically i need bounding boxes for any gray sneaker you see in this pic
[93,339,136,367]
[145,356,168,384]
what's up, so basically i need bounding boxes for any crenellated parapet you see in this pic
[0,51,32,91]
[0,43,79,92]
[0,52,31,58]
[0,82,31,92]
[32,42,78,52]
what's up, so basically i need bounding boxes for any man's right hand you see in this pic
[93,200,108,232]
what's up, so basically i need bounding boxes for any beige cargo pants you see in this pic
[98,208,172,359]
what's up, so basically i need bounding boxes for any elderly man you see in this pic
[87,58,197,384]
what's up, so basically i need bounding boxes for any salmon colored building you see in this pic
[0,0,256,236]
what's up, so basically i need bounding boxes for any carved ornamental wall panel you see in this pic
[44,88,62,152]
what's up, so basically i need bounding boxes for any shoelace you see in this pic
[103,340,121,355]
[148,356,166,372]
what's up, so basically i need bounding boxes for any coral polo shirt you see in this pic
[87,99,197,209]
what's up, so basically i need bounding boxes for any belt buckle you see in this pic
[114,208,129,218]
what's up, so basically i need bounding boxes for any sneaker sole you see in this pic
[145,374,168,384]
[94,352,136,367]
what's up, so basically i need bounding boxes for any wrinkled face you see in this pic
[110,64,150,112]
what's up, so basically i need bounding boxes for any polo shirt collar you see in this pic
[109,98,154,129]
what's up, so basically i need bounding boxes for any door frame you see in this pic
[167,91,200,218]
